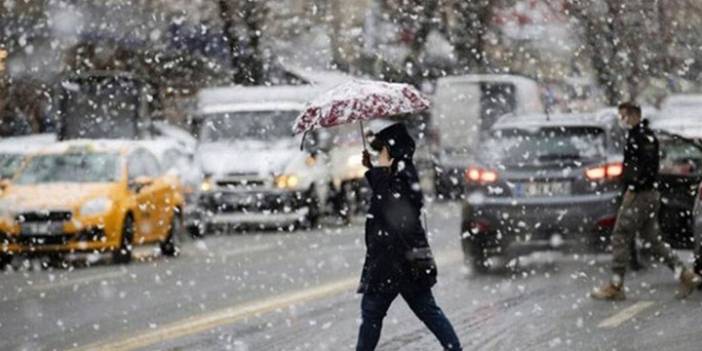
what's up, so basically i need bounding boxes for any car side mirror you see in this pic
[302,133,320,154]
[165,167,180,177]
[0,179,10,193]
[129,176,153,193]
[316,130,332,152]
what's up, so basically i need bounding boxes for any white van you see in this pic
[431,74,544,197]
[189,84,336,233]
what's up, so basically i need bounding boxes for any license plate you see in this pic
[514,181,571,197]
[21,222,63,235]
[225,193,250,204]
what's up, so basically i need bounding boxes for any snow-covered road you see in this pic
[1,202,700,351]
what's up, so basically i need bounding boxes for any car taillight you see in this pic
[585,162,623,181]
[469,219,491,234]
[596,215,617,229]
[465,166,499,184]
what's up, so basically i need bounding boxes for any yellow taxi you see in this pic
[0,140,185,266]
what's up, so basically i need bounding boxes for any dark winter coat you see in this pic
[357,123,437,294]
[622,120,659,192]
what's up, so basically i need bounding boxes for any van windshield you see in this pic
[200,110,299,142]
[482,127,606,165]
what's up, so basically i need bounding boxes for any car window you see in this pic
[141,150,162,177]
[659,137,702,176]
[162,148,189,175]
[127,151,148,180]
[0,153,23,179]
[482,127,606,165]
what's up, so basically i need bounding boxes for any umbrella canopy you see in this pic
[292,79,430,135]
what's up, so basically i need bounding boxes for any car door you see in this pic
[127,150,160,244]
[140,150,172,241]
[657,133,702,249]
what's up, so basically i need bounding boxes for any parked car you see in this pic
[189,85,334,234]
[431,74,545,198]
[0,140,185,267]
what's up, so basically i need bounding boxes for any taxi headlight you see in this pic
[275,174,300,189]
[80,197,113,216]
[0,200,14,219]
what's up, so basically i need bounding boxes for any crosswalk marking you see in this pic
[597,301,654,328]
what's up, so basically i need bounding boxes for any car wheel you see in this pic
[113,215,134,264]
[46,254,68,269]
[461,236,489,274]
[695,245,702,277]
[161,212,182,257]
[304,187,321,230]
[340,182,358,225]
[0,253,12,270]
[187,222,205,238]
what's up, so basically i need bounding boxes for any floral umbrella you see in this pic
[293,79,430,149]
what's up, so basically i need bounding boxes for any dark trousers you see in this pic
[356,287,462,351]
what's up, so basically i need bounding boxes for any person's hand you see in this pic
[362,150,372,168]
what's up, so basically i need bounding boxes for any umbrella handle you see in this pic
[359,120,367,150]
[300,131,307,151]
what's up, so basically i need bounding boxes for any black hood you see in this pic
[370,123,415,161]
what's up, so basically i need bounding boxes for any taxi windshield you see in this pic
[15,153,120,184]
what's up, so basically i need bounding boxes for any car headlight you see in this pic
[0,202,13,219]
[80,197,113,216]
[200,177,214,192]
[347,154,363,167]
[275,174,299,189]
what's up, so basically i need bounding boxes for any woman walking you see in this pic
[356,123,462,351]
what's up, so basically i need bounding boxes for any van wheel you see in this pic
[113,215,134,264]
[161,212,182,257]
[304,188,321,230]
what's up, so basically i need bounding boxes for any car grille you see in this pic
[17,235,73,246]
[0,231,13,244]
[204,192,301,213]
[16,211,72,222]
[216,179,265,188]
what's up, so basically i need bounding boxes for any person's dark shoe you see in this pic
[677,268,702,299]
[591,282,626,301]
